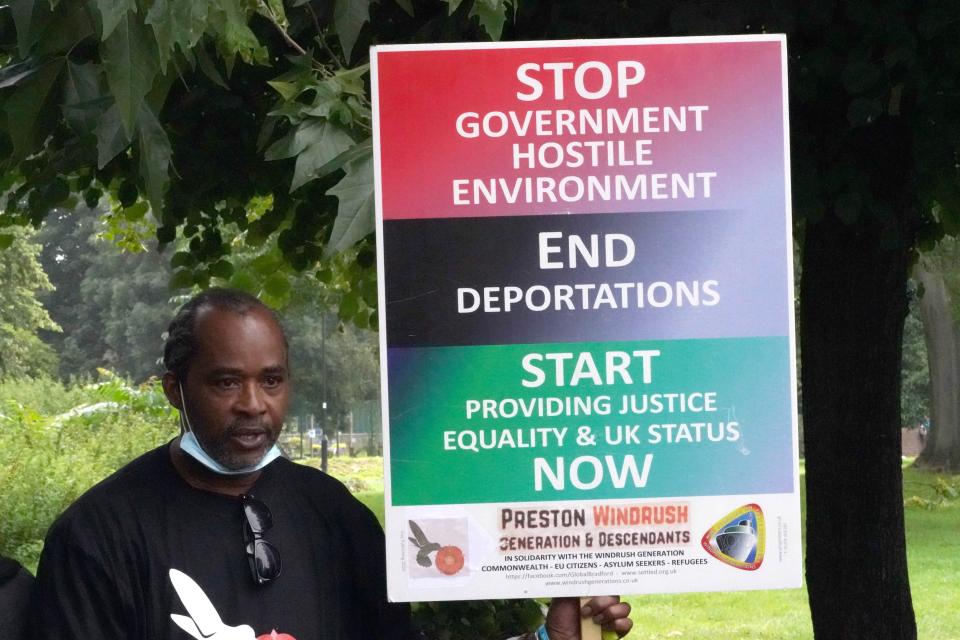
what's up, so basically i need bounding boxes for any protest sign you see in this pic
[372,35,800,602]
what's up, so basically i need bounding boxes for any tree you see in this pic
[3,2,960,639]
[35,207,105,377]
[0,226,60,377]
[913,242,960,472]
[520,3,958,636]
[285,309,380,429]
[0,0,502,321]
[35,206,176,380]
[900,295,930,430]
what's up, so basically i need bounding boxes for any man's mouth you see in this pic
[229,427,270,450]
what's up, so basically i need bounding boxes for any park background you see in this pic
[1,2,960,639]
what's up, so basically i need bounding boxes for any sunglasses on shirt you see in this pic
[241,494,282,585]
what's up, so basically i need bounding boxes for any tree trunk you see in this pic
[800,118,917,639]
[913,264,960,471]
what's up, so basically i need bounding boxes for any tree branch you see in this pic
[307,1,345,71]
[257,0,308,57]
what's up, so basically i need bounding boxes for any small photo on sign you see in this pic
[407,518,469,579]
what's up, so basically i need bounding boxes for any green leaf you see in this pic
[263,271,291,297]
[195,44,230,89]
[117,180,138,207]
[264,127,306,161]
[223,50,237,78]
[2,56,64,161]
[329,63,369,96]
[94,103,131,168]
[84,187,103,208]
[0,59,43,89]
[325,152,374,256]
[444,0,466,14]
[170,250,196,268]
[265,117,352,161]
[157,224,176,244]
[308,137,372,180]
[144,0,176,73]
[193,269,211,289]
[0,234,14,250]
[394,0,415,16]
[940,206,960,237]
[146,0,210,73]
[94,0,137,41]
[470,0,510,41]
[63,97,110,137]
[101,10,160,136]
[300,84,344,119]
[267,80,302,101]
[170,268,194,290]
[265,60,316,102]
[209,259,235,279]
[217,1,264,65]
[258,0,287,28]
[63,61,101,106]
[123,200,149,220]
[934,181,960,236]
[267,101,308,124]
[360,279,377,308]
[137,103,173,218]
[250,253,283,275]
[228,270,257,293]
[290,121,354,192]
[256,116,279,153]
[37,0,95,55]
[10,0,54,57]
[334,0,370,63]
[185,0,211,47]
[61,62,104,135]
[339,290,358,319]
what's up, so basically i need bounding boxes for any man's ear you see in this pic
[162,372,183,410]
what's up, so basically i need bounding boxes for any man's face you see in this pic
[177,306,290,470]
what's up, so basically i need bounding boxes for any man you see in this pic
[32,289,631,640]
[0,555,33,640]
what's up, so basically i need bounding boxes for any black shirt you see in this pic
[32,444,414,640]
[0,556,34,640]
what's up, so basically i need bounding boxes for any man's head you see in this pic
[162,289,290,471]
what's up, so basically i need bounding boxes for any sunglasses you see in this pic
[241,494,282,585]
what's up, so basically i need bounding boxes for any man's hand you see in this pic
[543,595,632,640]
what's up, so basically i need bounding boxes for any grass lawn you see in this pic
[300,454,385,494]
[315,456,960,639]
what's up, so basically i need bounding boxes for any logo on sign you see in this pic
[701,503,765,570]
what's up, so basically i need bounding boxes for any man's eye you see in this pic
[263,376,284,388]
[216,379,240,389]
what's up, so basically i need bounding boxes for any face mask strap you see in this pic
[177,381,194,434]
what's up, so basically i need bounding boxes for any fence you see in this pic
[280,402,383,459]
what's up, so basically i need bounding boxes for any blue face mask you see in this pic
[177,383,281,476]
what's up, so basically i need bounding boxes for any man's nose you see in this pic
[235,381,267,414]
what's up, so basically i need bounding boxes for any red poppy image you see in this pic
[435,545,465,575]
[257,630,296,640]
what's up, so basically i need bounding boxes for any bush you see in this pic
[0,376,90,415]
[411,599,546,640]
[0,372,177,571]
